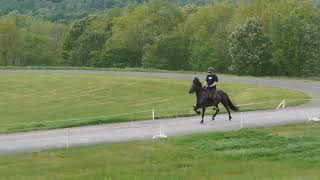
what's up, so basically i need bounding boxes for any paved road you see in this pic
[0,70,319,155]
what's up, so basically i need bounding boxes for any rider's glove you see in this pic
[203,82,208,88]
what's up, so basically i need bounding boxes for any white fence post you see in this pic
[152,109,155,121]
[66,128,70,149]
[276,99,285,110]
[153,126,168,139]
[308,112,320,122]
[152,108,168,139]
[240,112,243,129]
[282,99,286,109]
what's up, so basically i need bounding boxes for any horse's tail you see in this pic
[227,95,239,111]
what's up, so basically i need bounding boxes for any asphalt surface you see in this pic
[0,70,319,155]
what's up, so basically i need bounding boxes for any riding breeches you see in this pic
[207,87,216,99]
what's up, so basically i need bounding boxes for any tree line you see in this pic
[0,0,143,23]
[0,0,320,77]
[0,0,228,23]
[0,12,66,66]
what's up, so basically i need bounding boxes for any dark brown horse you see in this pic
[189,77,239,124]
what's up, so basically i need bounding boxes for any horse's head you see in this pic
[189,77,203,94]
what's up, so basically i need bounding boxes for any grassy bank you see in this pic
[0,74,309,133]
[1,122,320,179]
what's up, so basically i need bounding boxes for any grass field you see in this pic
[1,122,320,179]
[0,74,309,133]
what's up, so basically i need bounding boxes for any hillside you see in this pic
[0,0,252,22]
[0,0,139,22]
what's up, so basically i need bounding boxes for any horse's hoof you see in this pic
[200,121,204,124]
[229,116,232,121]
[212,117,215,121]
[196,111,201,115]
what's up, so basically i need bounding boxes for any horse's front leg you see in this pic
[193,105,201,115]
[201,108,206,124]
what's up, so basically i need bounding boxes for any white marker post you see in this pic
[67,128,70,149]
[153,126,167,139]
[276,99,286,110]
[308,112,320,122]
[240,112,243,129]
[152,109,155,121]
[152,108,167,139]
[282,99,286,109]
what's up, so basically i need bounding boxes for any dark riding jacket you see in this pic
[206,74,218,91]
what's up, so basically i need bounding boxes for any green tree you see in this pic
[142,32,190,70]
[0,13,25,66]
[63,15,113,66]
[228,17,272,76]
[110,0,185,67]
[93,48,140,68]
[184,4,234,72]
[0,12,65,66]
[270,8,320,76]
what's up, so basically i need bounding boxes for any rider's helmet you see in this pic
[207,67,215,73]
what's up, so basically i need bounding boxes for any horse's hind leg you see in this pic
[201,108,206,124]
[221,100,232,121]
[212,105,220,121]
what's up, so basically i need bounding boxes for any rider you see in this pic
[204,67,218,100]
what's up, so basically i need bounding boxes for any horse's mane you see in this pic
[193,77,202,87]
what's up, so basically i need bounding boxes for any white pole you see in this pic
[67,128,69,149]
[282,99,286,109]
[306,113,311,121]
[275,99,284,110]
[151,109,168,139]
[152,109,155,121]
[240,112,243,129]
